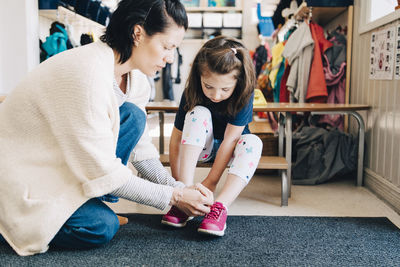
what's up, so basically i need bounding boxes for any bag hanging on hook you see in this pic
[39,0,59,9]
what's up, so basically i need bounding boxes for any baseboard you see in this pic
[364,168,400,214]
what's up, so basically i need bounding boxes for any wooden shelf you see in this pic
[294,2,347,26]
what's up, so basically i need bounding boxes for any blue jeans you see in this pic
[99,102,146,203]
[0,103,146,249]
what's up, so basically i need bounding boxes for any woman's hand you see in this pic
[170,183,214,217]
[201,178,217,192]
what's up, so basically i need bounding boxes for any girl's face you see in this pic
[200,69,239,103]
[131,23,185,76]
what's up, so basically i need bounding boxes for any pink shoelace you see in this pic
[204,203,224,220]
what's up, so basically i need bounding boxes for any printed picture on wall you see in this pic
[370,26,395,80]
[180,0,200,7]
[208,0,236,7]
[395,23,400,80]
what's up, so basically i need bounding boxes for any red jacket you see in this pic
[306,22,332,102]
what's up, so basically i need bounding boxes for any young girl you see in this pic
[162,36,263,236]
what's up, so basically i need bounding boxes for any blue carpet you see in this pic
[0,215,399,266]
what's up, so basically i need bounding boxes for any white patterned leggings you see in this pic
[180,106,263,183]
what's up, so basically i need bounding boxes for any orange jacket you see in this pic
[306,22,332,102]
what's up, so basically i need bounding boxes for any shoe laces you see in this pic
[205,203,224,220]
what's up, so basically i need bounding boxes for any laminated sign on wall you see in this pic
[370,26,395,80]
[395,23,400,80]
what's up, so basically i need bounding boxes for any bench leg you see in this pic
[159,111,164,154]
[285,112,292,198]
[348,111,365,187]
[281,170,288,206]
[278,113,284,178]
[278,113,284,157]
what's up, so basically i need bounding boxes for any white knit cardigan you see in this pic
[0,41,161,256]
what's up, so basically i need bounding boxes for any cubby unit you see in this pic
[182,0,243,42]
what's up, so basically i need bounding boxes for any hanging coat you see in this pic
[253,45,269,77]
[306,22,332,102]
[318,31,347,129]
[282,22,314,103]
[270,42,285,91]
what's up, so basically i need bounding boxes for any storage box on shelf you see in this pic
[183,0,243,42]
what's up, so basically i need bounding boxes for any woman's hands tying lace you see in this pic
[170,183,214,216]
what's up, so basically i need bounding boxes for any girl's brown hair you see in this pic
[184,36,256,117]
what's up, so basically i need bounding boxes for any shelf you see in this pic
[185,0,242,12]
[39,6,104,28]
[182,39,209,44]
[189,27,242,29]
[186,6,242,12]
[294,2,347,26]
[183,38,242,44]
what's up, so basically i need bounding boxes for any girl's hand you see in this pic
[170,184,213,216]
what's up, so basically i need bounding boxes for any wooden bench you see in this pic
[159,154,290,206]
[147,102,371,207]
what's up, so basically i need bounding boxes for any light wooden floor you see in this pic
[107,113,400,229]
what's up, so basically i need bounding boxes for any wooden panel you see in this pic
[374,80,382,174]
[395,85,400,185]
[344,5,354,131]
[351,10,400,187]
[383,81,392,181]
[248,120,273,134]
[159,154,288,170]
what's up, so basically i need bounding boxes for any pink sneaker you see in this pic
[198,202,227,236]
[161,206,192,228]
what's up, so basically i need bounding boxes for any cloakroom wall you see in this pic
[351,0,400,213]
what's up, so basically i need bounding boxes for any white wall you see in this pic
[0,0,39,94]
[352,0,400,213]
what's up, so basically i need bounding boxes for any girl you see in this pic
[162,36,263,236]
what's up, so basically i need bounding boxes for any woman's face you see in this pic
[200,69,239,103]
[131,23,185,76]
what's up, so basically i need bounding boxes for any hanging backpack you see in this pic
[41,24,69,59]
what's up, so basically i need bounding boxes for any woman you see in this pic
[0,0,212,256]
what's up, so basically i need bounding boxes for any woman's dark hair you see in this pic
[100,0,188,64]
[185,36,256,117]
